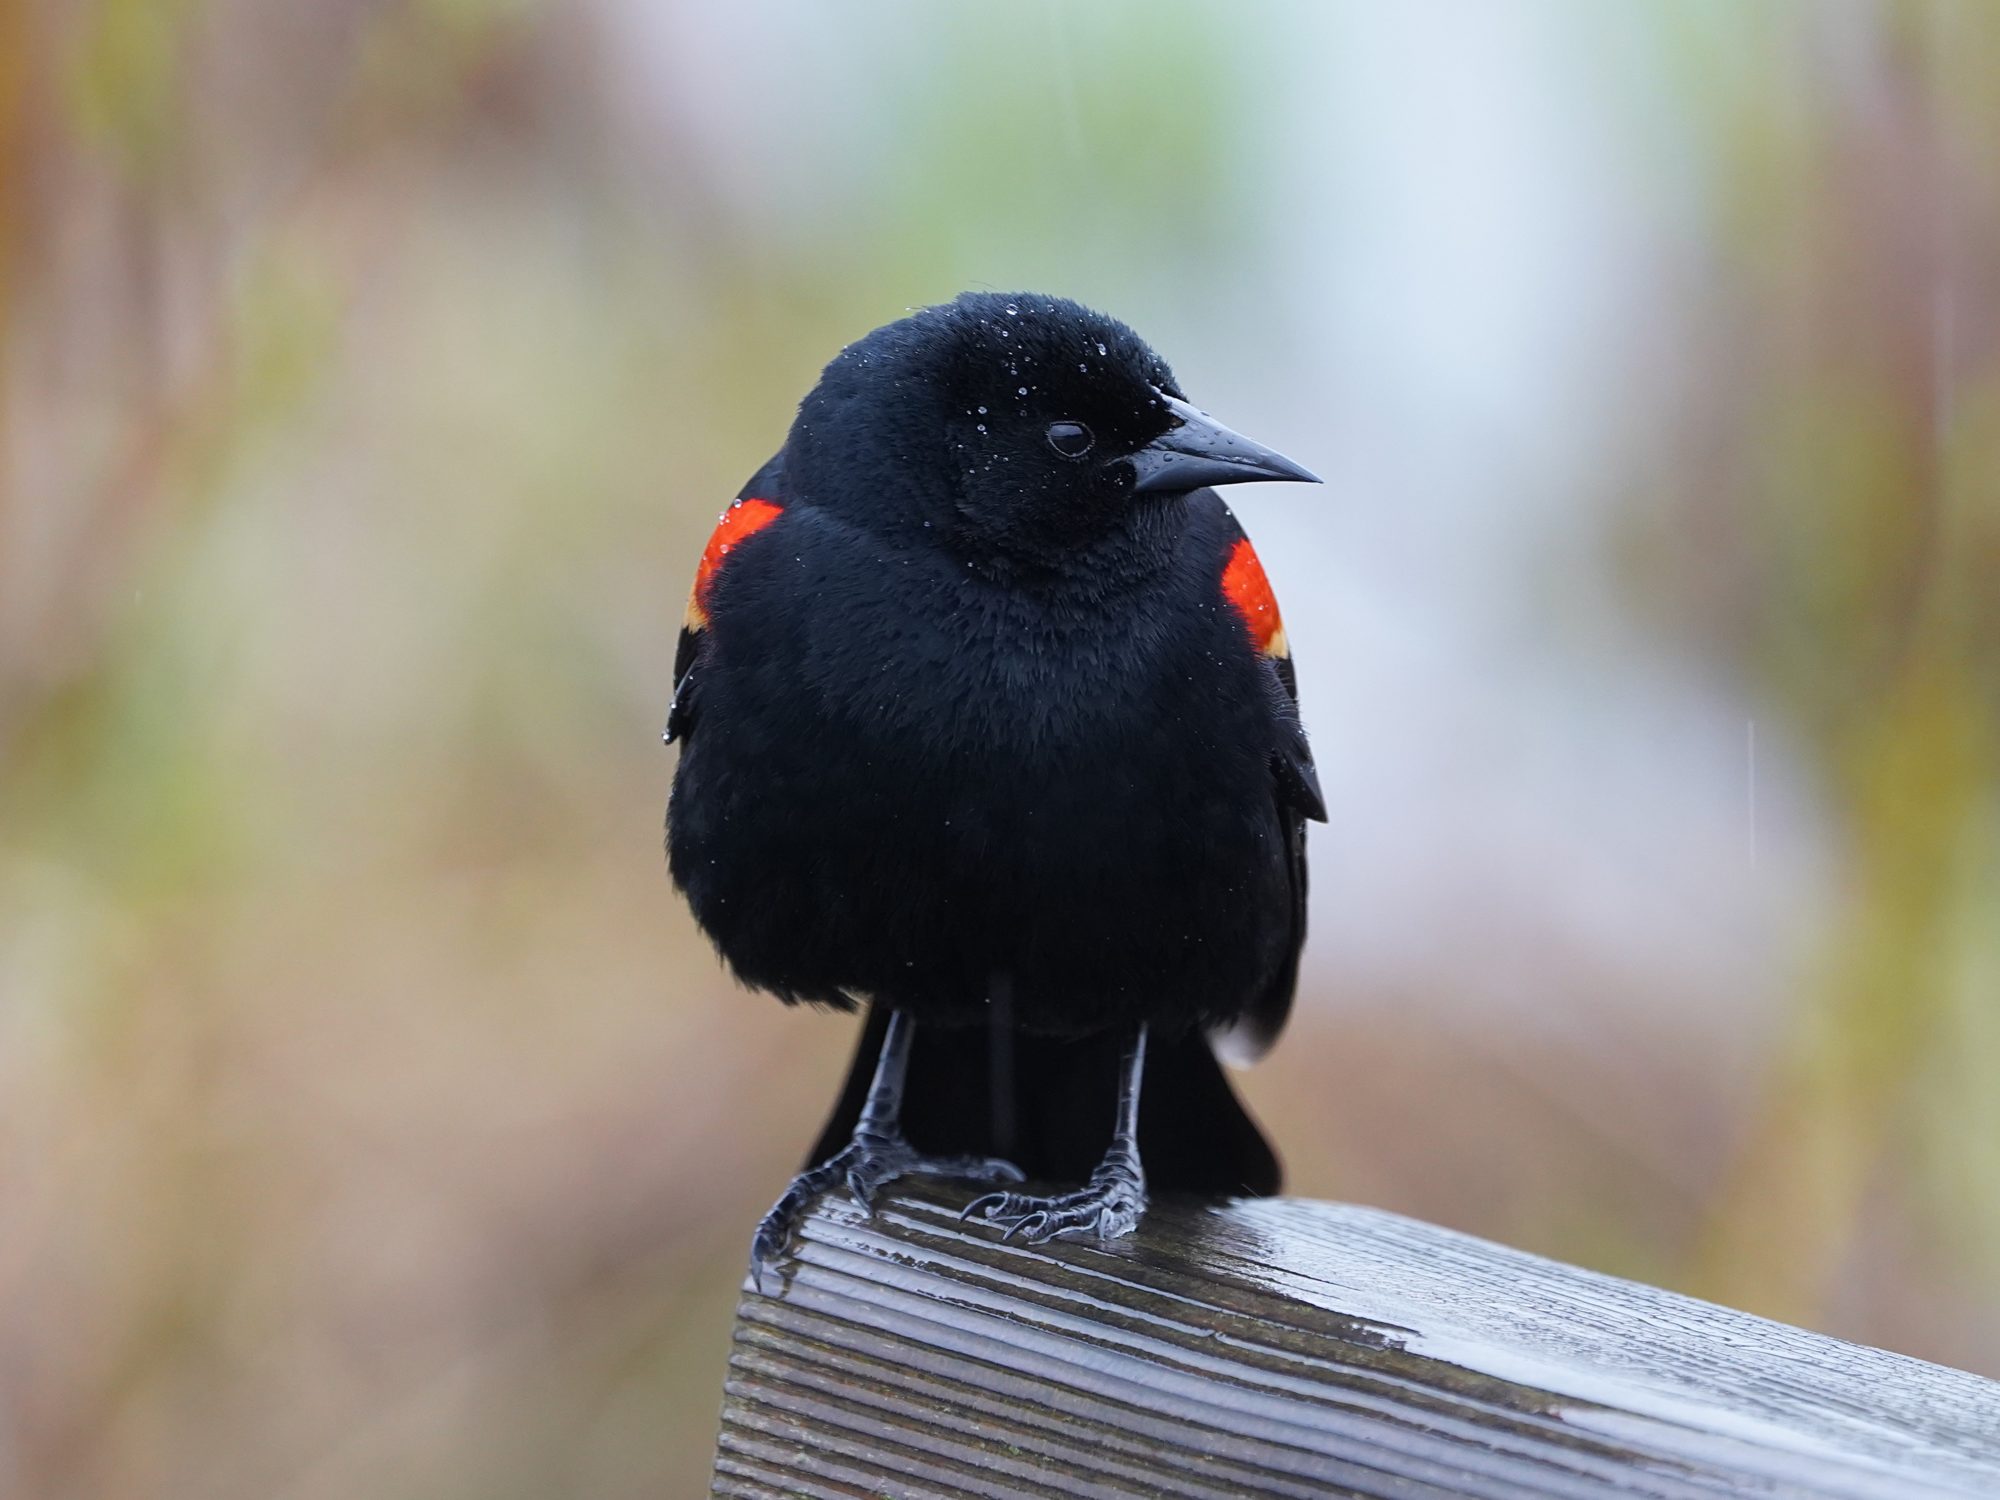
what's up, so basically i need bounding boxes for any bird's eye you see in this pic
[1046,421,1094,458]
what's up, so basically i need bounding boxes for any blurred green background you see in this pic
[3,0,1998,1494]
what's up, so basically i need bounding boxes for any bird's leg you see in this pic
[962,1025,1149,1245]
[748,1009,1022,1291]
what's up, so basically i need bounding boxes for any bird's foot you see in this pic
[961,1160,1147,1245]
[748,1130,1021,1293]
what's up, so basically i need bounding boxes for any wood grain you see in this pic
[711,1185,2000,1498]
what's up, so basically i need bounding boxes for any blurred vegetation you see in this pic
[1638,2,2000,1327]
[1,2,1996,1497]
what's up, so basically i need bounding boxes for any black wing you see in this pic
[1210,522,1324,1066]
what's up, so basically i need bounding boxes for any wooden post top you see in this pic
[712,1185,2000,1498]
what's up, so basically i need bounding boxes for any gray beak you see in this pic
[1126,394,1320,495]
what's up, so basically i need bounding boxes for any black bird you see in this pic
[664,293,1323,1281]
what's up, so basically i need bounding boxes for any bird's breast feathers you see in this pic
[676,494,1291,732]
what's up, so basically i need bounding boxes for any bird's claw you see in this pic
[1002,1211,1050,1242]
[961,1167,1147,1245]
[748,1133,1022,1292]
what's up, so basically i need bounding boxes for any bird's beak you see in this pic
[1126,393,1320,496]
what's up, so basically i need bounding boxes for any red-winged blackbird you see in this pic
[664,293,1322,1282]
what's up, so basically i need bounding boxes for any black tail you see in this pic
[808,1009,1281,1197]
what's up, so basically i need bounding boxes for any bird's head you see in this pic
[785,293,1317,572]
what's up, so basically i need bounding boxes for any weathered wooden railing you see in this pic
[711,1183,2000,1498]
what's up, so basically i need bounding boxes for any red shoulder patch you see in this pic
[685,498,782,631]
[1221,535,1288,658]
